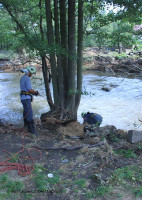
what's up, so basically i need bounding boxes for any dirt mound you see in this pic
[56,121,84,137]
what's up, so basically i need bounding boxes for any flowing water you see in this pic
[0,71,142,131]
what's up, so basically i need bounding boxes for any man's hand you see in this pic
[35,91,40,96]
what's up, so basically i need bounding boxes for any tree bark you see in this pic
[65,0,76,118]
[59,0,68,98]
[54,0,64,108]
[76,0,84,110]
[41,56,54,109]
[45,0,58,105]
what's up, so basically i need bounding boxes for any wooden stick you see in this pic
[32,141,104,151]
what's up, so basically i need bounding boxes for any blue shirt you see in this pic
[83,113,102,125]
[20,75,32,100]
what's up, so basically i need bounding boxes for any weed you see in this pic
[86,191,95,198]
[133,186,142,198]
[115,149,137,158]
[0,173,8,184]
[0,193,11,200]
[34,173,48,192]
[33,165,61,192]
[107,132,122,142]
[115,53,128,59]
[0,173,24,193]
[110,166,136,184]
[0,173,24,200]
[72,171,78,176]
[24,193,33,200]
[74,178,86,188]
[7,180,24,193]
[94,185,110,197]
[10,153,20,163]
[136,145,142,150]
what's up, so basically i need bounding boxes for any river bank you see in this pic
[0,49,142,75]
[0,121,142,200]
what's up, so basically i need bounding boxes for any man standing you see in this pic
[20,65,39,135]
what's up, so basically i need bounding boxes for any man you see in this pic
[81,112,102,127]
[20,65,39,135]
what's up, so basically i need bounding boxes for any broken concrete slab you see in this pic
[127,130,142,143]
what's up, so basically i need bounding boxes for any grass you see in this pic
[74,178,86,188]
[114,149,138,158]
[85,164,142,199]
[33,165,61,192]
[0,173,24,199]
[85,186,110,199]
[0,159,142,200]
[108,165,142,198]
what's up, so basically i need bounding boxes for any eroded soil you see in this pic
[0,123,142,200]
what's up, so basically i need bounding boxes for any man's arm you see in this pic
[28,89,39,96]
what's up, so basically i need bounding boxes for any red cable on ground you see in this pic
[0,134,42,176]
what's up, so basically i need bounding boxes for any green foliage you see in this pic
[95,185,110,197]
[115,149,138,158]
[84,35,95,47]
[108,21,136,49]
[74,178,86,188]
[106,0,142,23]
[115,53,128,59]
[0,9,17,50]
[0,173,24,194]
[33,165,61,192]
[133,186,142,198]
[110,165,142,184]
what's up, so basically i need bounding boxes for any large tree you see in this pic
[0,0,84,121]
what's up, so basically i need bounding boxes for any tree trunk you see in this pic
[59,0,68,98]
[54,0,64,108]
[41,56,54,109]
[45,0,58,105]
[76,0,84,110]
[65,0,76,119]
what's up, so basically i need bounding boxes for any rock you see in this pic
[127,130,142,143]
[92,174,105,185]
[101,87,111,92]
[61,159,69,163]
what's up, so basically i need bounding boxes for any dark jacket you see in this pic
[83,112,102,125]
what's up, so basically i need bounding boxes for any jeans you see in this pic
[21,99,33,122]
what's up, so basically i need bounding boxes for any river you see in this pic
[0,71,142,131]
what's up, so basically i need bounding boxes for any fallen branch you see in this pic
[32,141,104,151]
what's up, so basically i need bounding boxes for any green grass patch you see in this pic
[74,178,86,188]
[85,186,110,199]
[33,165,61,192]
[0,173,24,200]
[109,165,142,198]
[115,149,138,158]
[86,164,142,199]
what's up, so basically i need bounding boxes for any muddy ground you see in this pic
[0,122,142,200]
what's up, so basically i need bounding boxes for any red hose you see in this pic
[0,135,42,176]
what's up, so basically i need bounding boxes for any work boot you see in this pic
[28,120,39,136]
[24,118,29,129]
